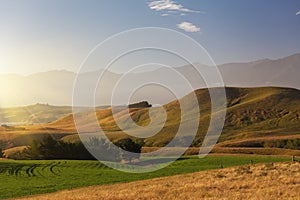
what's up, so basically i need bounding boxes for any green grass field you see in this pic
[0,155,292,199]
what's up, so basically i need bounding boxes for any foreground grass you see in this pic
[0,155,292,199]
[18,161,300,200]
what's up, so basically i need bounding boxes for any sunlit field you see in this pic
[0,155,291,199]
[16,161,300,200]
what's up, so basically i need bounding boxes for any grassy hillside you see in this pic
[61,87,300,148]
[1,87,300,151]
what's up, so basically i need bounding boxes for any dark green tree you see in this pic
[86,137,121,161]
[39,135,59,159]
[115,138,144,162]
[0,148,4,158]
[128,101,152,108]
[22,140,42,159]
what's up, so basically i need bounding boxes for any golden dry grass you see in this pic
[141,147,300,156]
[15,162,300,200]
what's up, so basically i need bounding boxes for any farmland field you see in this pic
[0,155,292,199]
[16,161,300,200]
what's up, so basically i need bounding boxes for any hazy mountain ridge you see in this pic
[0,53,300,107]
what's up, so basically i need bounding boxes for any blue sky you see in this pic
[0,0,300,74]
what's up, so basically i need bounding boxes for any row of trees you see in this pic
[264,138,300,150]
[16,136,143,162]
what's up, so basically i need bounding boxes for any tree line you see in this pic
[9,136,143,161]
[264,138,300,150]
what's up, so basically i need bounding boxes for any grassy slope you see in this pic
[0,155,292,199]
[1,87,300,151]
[16,161,300,200]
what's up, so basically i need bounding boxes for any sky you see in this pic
[0,0,300,75]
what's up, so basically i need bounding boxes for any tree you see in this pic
[0,148,4,158]
[22,140,42,159]
[128,101,152,108]
[115,138,144,163]
[86,137,121,161]
[39,135,59,159]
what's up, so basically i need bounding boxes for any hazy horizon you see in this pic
[0,52,299,76]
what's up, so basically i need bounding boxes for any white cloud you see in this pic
[177,22,200,32]
[161,13,170,16]
[148,0,202,13]
[296,10,300,15]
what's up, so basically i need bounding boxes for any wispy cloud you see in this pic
[161,13,170,17]
[296,10,300,15]
[147,1,202,33]
[148,0,202,13]
[177,22,200,32]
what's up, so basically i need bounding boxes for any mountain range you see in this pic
[0,53,299,108]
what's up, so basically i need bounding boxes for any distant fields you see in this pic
[0,155,292,199]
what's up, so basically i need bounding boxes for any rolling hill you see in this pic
[1,86,300,154]
[0,104,110,125]
[0,104,76,125]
